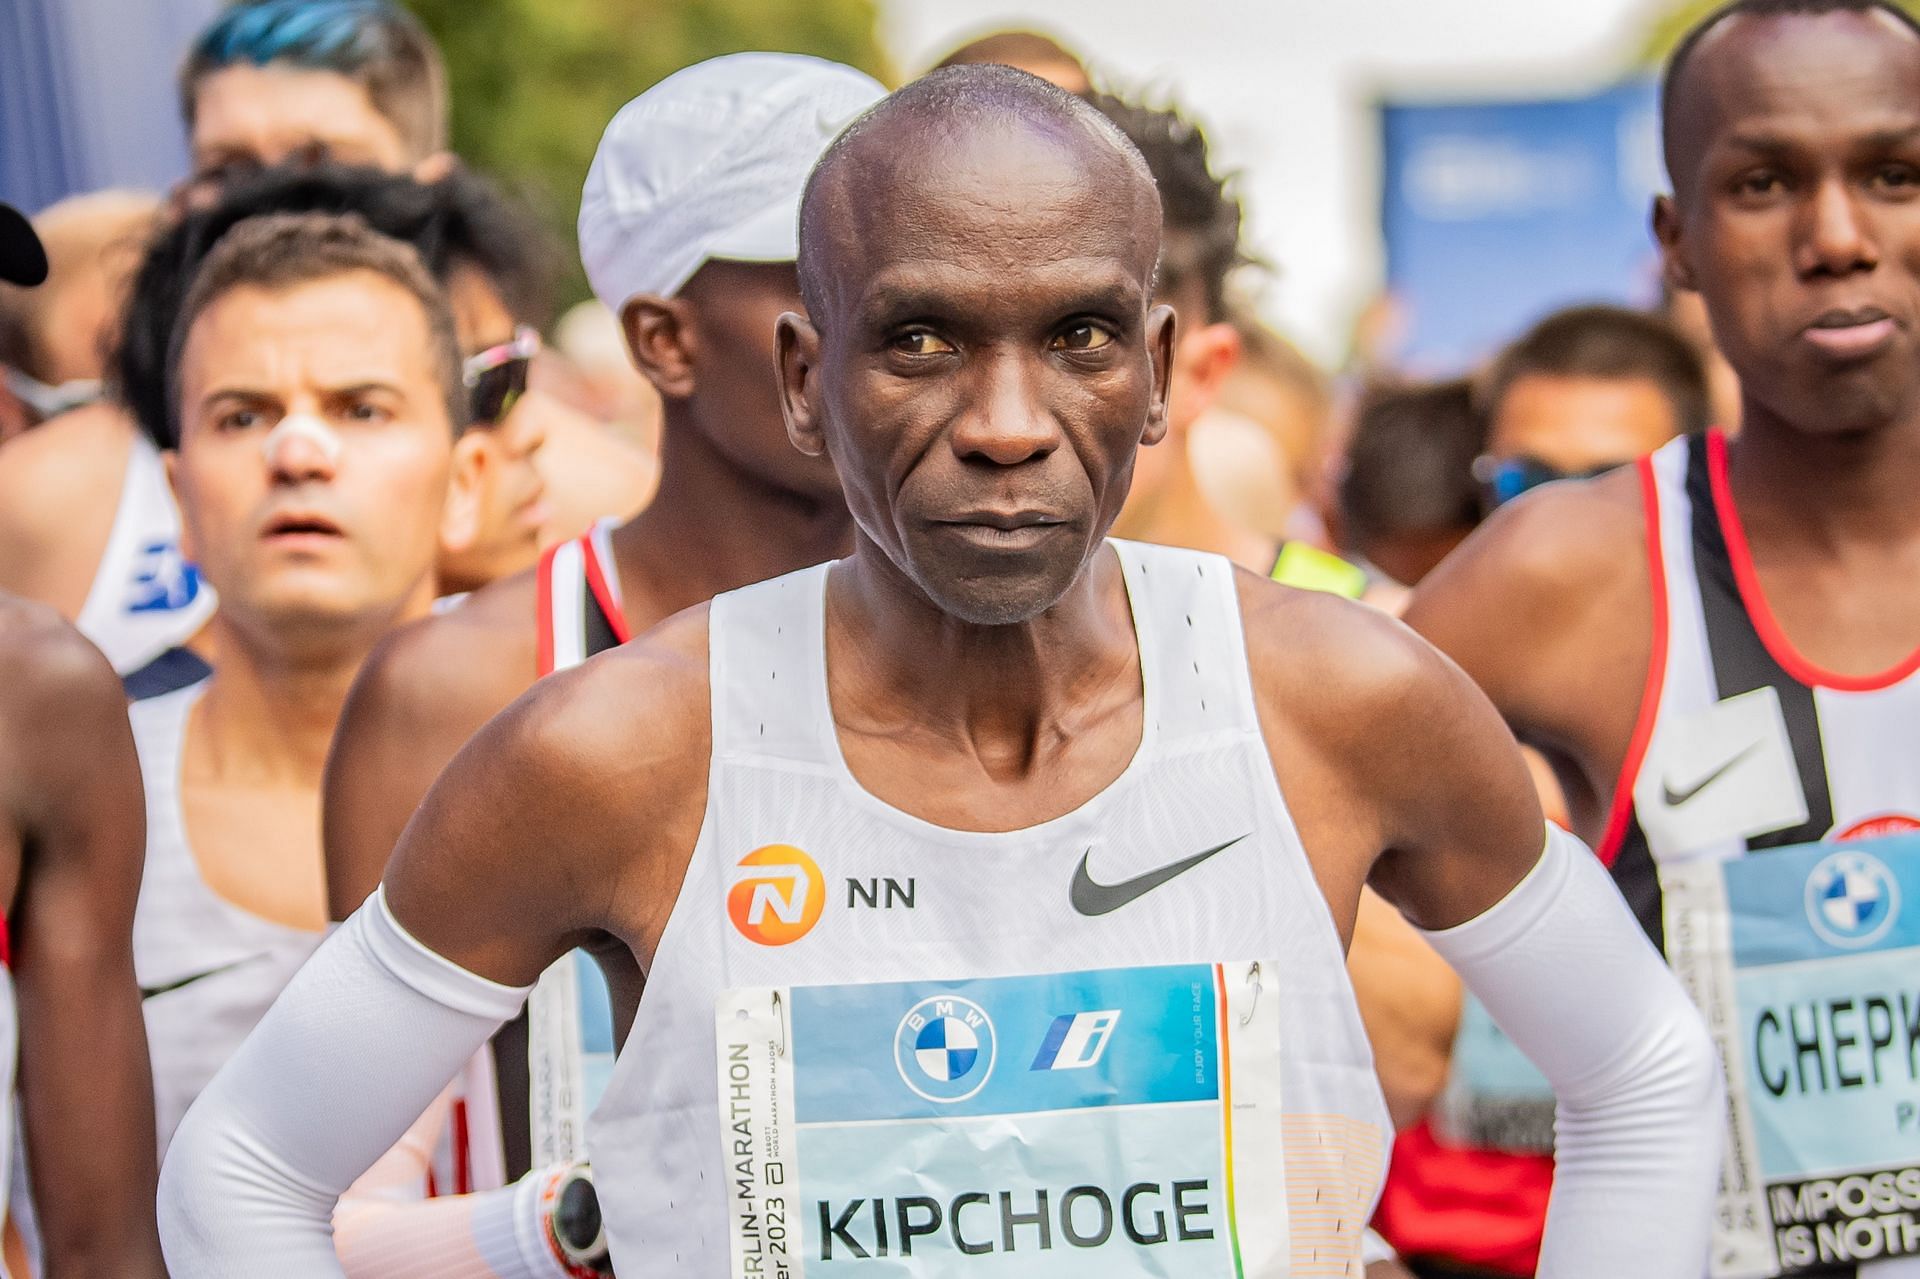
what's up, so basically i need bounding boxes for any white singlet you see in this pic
[1607,432,1920,1279]
[129,680,322,1153]
[590,540,1392,1274]
[75,434,214,675]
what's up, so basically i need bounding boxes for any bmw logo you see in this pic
[1804,849,1901,949]
[894,994,997,1104]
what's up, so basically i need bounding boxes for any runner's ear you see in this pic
[162,447,197,563]
[777,311,826,458]
[1140,303,1178,449]
[1652,195,1697,293]
[621,295,698,400]
[439,432,488,559]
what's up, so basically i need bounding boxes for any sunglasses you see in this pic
[1472,454,1621,511]
[462,326,540,425]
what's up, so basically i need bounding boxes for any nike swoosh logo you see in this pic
[139,955,257,1001]
[1070,835,1248,917]
[1661,742,1760,808]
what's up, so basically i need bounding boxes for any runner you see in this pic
[1471,304,1709,515]
[322,52,885,1185]
[0,0,447,673]
[1390,4,1920,1276]
[0,203,166,1279]
[137,210,600,1276]
[112,162,565,626]
[131,209,460,1151]
[164,66,1721,1278]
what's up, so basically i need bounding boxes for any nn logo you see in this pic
[846,876,916,910]
[727,845,825,946]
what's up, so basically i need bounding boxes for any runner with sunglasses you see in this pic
[1470,304,1710,514]
[1392,5,1920,1276]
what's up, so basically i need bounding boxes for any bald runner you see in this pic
[161,67,1721,1278]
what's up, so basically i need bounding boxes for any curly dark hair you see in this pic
[115,163,555,449]
[1086,92,1248,324]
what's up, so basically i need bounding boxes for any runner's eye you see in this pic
[891,329,955,356]
[217,408,267,433]
[1051,323,1114,352]
[1873,164,1920,192]
[341,399,393,425]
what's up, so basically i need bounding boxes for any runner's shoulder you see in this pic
[0,596,127,802]
[349,564,543,743]
[480,602,712,831]
[1411,465,1647,629]
[1236,567,1471,752]
[0,594,121,713]
[0,403,133,543]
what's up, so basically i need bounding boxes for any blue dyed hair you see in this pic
[180,0,446,155]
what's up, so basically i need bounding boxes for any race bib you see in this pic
[715,962,1302,1277]
[1663,832,1920,1277]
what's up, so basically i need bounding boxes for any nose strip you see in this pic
[262,413,342,465]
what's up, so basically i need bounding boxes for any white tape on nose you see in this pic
[262,413,342,465]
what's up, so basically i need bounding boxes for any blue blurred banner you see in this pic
[1,0,220,211]
[1380,78,1663,375]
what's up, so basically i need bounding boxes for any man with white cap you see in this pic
[321,48,886,1201]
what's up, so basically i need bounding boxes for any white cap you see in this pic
[578,53,887,314]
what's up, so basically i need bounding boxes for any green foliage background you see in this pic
[403,0,890,306]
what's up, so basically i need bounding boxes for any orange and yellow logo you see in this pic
[727,845,825,946]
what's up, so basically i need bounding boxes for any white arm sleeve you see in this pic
[158,888,534,1276]
[1417,824,1724,1279]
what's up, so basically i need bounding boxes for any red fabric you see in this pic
[579,533,633,645]
[1596,455,1671,867]
[1706,429,1920,691]
[1375,1120,1551,1275]
[535,542,559,678]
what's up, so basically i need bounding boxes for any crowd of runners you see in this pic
[1,1,1917,1276]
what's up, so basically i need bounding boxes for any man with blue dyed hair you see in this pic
[0,0,454,675]
[177,0,449,204]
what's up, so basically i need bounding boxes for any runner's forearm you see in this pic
[1419,825,1723,1278]
[337,1169,582,1279]
[159,890,531,1274]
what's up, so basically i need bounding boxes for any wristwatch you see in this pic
[546,1162,613,1277]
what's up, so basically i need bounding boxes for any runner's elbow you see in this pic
[1560,990,1722,1144]
[159,1094,335,1272]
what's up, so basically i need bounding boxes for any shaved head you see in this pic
[798,64,1160,326]
[1650,0,1920,440]
[777,63,1176,626]
[1662,0,1920,190]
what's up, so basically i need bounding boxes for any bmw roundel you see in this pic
[1804,849,1901,949]
[894,994,996,1103]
